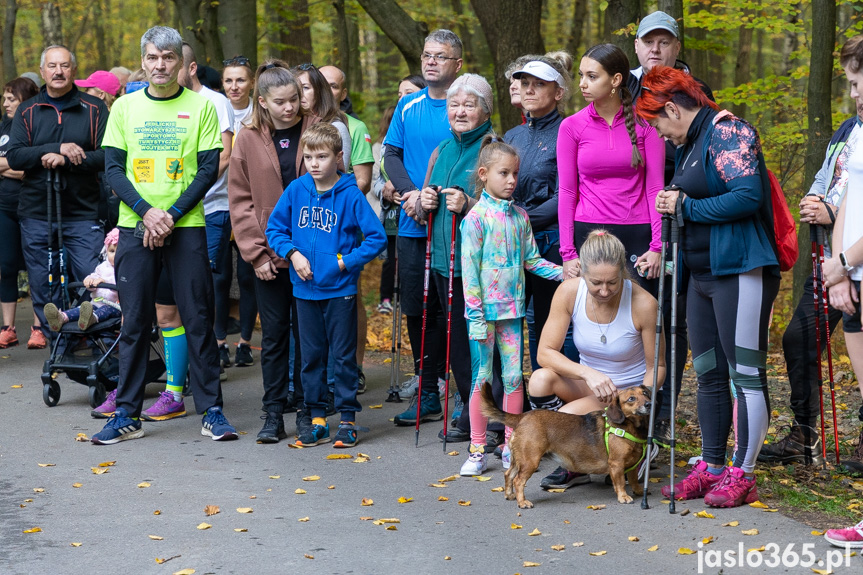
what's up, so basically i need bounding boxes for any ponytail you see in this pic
[475,133,519,197]
[620,85,643,168]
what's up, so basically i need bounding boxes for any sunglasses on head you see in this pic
[297,63,316,71]
[223,56,251,67]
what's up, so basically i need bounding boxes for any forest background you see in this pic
[0,0,856,309]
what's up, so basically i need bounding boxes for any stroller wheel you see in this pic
[88,381,106,409]
[43,382,61,407]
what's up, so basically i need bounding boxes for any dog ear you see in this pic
[606,397,626,425]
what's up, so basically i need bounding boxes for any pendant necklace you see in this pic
[589,293,618,344]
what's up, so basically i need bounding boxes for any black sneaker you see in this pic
[438,426,470,442]
[295,409,313,439]
[357,369,367,395]
[757,425,823,466]
[485,430,505,451]
[540,466,591,490]
[333,422,359,448]
[653,419,672,449]
[235,343,254,367]
[257,411,287,444]
[844,426,863,474]
[218,343,232,368]
[326,392,336,417]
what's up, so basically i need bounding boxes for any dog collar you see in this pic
[603,409,647,474]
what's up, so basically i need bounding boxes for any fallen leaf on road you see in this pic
[678,548,695,555]
[563,520,571,524]
[328,485,335,489]
[386,525,397,531]
[361,498,374,506]
[748,546,765,553]
[204,505,220,516]
[762,508,778,512]
[741,529,759,536]
[648,545,658,552]
[628,536,639,542]
[268,475,280,479]
[326,454,352,459]
[172,570,195,575]
[24,499,33,502]
[573,542,584,547]
[676,460,688,467]
[236,508,253,514]
[249,496,256,499]
[37,463,55,467]
[304,554,314,559]
[23,527,42,533]
[491,487,504,492]
[551,545,565,551]
[702,536,714,545]
[354,455,370,463]
[98,461,116,467]
[748,501,769,509]
[722,521,739,527]
[398,497,413,504]
[511,524,522,529]
[523,561,541,567]
[694,510,715,519]
[72,483,82,488]
[439,475,459,482]
[447,451,459,456]
[91,468,108,475]
[75,434,89,442]
[155,555,180,564]
[302,475,320,481]
[586,505,606,510]
[438,496,448,501]
[429,483,447,488]
[234,528,247,533]
[148,535,163,540]
[70,543,82,547]
[458,500,471,506]
[360,517,373,520]
[295,489,306,494]
[154,510,161,515]
[811,530,824,536]
[476,476,491,482]
[298,517,310,522]
[811,569,834,575]
[680,509,691,517]
[138,482,151,488]
[589,551,606,556]
[528,528,541,536]
[369,404,382,409]
[11,384,21,388]
[197,523,211,530]
[378,518,400,523]
[649,478,661,483]
[547,488,566,493]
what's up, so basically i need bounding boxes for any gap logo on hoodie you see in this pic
[298,206,338,232]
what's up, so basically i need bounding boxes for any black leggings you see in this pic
[688,267,779,472]
[379,235,396,302]
[573,221,657,294]
[0,207,24,303]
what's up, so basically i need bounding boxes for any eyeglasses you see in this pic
[223,56,250,67]
[421,53,459,63]
[297,63,316,71]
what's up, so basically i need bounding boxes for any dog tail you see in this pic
[478,382,525,429]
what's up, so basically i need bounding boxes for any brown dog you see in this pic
[479,382,653,508]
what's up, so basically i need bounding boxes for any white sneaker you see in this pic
[397,375,420,399]
[501,444,511,470]
[460,445,488,476]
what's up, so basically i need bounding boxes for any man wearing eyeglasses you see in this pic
[7,45,109,343]
[382,29,463,427]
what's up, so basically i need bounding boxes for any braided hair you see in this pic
[583,43,643,168]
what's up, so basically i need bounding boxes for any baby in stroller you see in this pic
[44,228,121,331]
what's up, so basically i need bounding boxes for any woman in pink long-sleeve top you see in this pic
[557,43,665,292]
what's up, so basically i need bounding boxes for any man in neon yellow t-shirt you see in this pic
[91,26,238,445]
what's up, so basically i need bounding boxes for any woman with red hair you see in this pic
[636,66,780,508]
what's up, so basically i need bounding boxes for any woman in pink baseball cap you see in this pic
[75,71,121,110]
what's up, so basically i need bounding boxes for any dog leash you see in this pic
[603,408,647,475]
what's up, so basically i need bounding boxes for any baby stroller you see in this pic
[40,281,166,408]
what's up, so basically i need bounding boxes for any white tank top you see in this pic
[572,279,646,389]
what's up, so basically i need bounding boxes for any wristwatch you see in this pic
[840,251,854,273]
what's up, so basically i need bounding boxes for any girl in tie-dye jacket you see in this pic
[457,135,563,476]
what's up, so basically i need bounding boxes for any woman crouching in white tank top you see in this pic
[527,230,666,489]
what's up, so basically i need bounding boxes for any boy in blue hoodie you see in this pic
[266,123,386,447]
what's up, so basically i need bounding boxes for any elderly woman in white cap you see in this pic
[411,73,495,443]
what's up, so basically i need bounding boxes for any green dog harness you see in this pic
[603,407,647,474]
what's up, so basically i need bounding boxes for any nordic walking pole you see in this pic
[46,170,54,303]
[442,208,458,453]
[668,213,681,514]
[54,170,70,310]
[815,226,841,465]
[810,224,828,466]
[641,213,670,510]
[415,206,435,447]
[387,215,402,403]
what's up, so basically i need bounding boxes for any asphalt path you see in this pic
[1,299,860,574]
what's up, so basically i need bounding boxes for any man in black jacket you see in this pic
[7,45,108,339]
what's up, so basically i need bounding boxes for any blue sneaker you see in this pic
[91,407,144,445]
[393,391,443,426]
[201,407,238,441]
[333,422,358,448]
[296,422,330,447]
[451,392,464,424]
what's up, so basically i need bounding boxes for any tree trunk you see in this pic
[41,2,63,46]
[218,0,256,67]
[355,0,428,74]
[566,0,589,59]
[333,0,350,72]
[345,4,362,95]
[656,0,684,54]
[270,0,312,64]
[688,1,708,80]
[603,0,639,66]
[94,0,108,69]
[794,0,836,304]
[732,17,753,117]
[3,0,18,81]
[470,0,545,133]
[448,0,473,64]
[69,0,98,55]
[203,0,223,65]
[172,0,206,62]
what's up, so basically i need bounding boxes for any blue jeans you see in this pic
[205,211,232,340]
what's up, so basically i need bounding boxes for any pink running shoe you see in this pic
[704,466,759,508]
[661,459,724,500]
[91,388,117,419]
[141,391,186,421]
[824,519,863,548]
